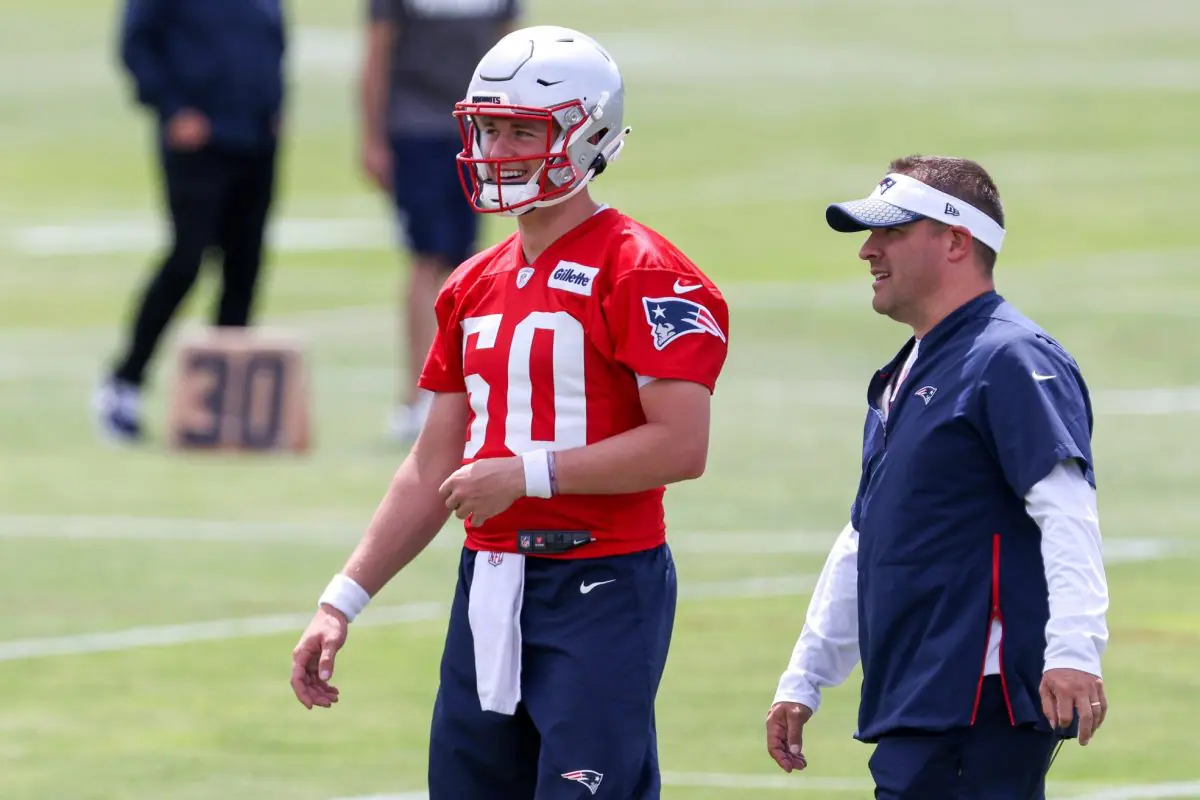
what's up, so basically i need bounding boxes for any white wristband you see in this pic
[318,573,371,622]
[522,449,553,498]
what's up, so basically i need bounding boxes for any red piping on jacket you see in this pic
[970,533,1016,725]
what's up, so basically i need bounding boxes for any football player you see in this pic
[291,25,730,799]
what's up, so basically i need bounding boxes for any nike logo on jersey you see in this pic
[1032,371,1057,381]
[673,279,702,294]
[579,579,615,594]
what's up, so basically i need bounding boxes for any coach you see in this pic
[765,155,1111,799]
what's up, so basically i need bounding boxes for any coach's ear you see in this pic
[943,223,975,265]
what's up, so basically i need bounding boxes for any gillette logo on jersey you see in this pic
[547,261,598,296]
[641,296,727,351]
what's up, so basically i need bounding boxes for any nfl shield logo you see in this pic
[516,266,535,289]
[488,552,504,567]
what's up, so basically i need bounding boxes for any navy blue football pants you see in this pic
[427,544,677,799]
[869,676,1059,799]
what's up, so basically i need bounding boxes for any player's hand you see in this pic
[1040,667,1107,745]
[766,701,812,773]
[166,109,210,151]
[439,456,525,527]
[362,136,392,191]
[290,606,348,710]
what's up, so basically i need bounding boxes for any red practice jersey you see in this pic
[419,208,730,558]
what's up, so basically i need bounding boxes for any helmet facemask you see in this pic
[454,92,629,217]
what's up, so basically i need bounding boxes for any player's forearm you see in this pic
[774,522,861,712]
[339,454,455,598]
[1026,460,1109,676]
[360,24,391,145]
[552,420,706,495]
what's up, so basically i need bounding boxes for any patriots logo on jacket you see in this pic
[641,296,726,351]
[914,385,938,405]
[561,770,604,795]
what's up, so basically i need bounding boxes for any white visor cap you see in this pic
[826,172,1005,253]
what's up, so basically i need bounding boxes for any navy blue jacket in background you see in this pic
[850,291,1094,743]
[119,0,286,152]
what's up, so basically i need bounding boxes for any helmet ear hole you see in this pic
[586,127,610,175]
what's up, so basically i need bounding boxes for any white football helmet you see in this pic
[454,26,630,216]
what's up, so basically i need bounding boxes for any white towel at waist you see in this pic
[467,551,525,715]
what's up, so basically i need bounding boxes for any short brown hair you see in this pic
[888,155,1004,273]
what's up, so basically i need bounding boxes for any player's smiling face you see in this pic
[858,220,944,323]
[476,116,555,185]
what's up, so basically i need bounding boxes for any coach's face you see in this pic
[477,116,554,185]
[858,221,944,323]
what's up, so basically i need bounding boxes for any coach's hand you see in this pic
[362,136,393,192]
[166,109,210,151]
[439,456,525,527]
[290,606,347,710]
[1041,668,1107,745]
[766,701,812,773]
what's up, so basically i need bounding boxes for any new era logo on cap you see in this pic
[944,202,960,216]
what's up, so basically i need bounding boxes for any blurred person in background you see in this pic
[94,0,287,443]
[765,156,1109,799]
[361,0,521,444]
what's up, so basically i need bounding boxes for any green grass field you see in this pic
[2,0,1199,797]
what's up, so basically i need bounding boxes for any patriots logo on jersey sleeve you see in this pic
[561,770,604,795]
[641,296,727,351]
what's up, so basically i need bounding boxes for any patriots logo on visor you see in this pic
[561,770,604,795]
[642,296,726,351]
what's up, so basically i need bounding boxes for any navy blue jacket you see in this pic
[851,291,1094,743]
[120,0,286,152]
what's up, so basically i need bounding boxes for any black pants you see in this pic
[112,144,277,387]
[868,677,1059,799]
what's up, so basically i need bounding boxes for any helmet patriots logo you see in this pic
[641,296,726,351]
[561,770,604,795]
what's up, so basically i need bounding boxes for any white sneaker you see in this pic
[387,390,433,444]
[92,376,143,443]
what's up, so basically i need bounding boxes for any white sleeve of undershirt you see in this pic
[1025,459,1109,677]
[772,521,861,712]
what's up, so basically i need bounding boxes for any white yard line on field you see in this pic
[0,516,1184,566]
[0,574,817,664]
[328,774,1200,799]
[8,217,394,256]
[0,515,838,554]
[1067,783,1200,800]
[0,601,446,663]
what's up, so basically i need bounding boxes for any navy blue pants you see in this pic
[869,677,1059,799]
[428,544,677,799]
[390,133,479,268]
